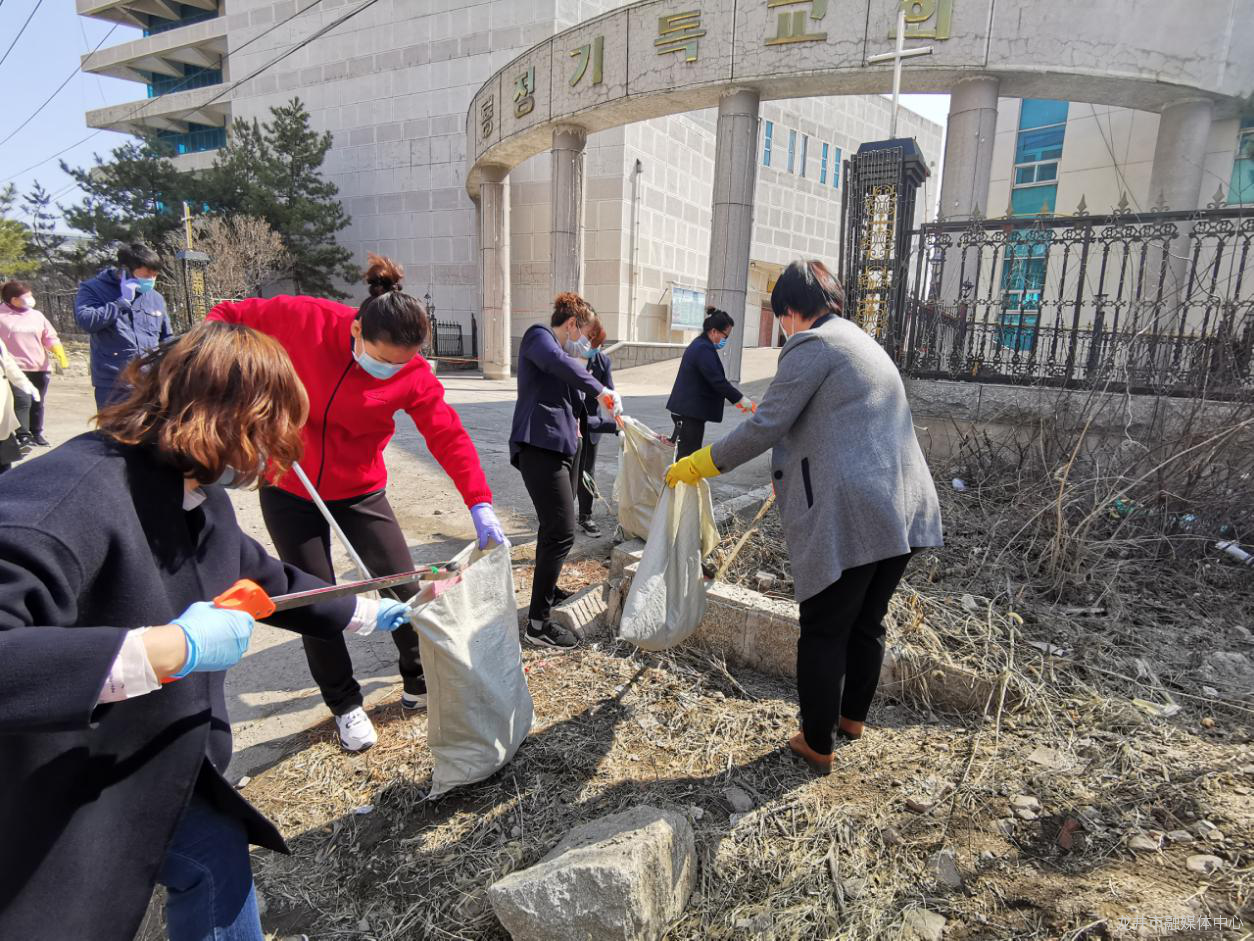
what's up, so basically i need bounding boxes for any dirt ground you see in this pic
[150,521,1253,941]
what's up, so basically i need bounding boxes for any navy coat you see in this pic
[665,334,743,423]
[578,350,618,442]
[74,267,172,389]
[0,433,355,941]
[510,324,604,464]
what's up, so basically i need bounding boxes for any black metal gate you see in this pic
[890,204,1254,400]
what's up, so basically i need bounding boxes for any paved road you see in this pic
[35,348,782,777]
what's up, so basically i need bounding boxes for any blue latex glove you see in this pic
[170,601,255,678]
[376,598,410,632]
[120,278,141,304]
[470,502,507,549]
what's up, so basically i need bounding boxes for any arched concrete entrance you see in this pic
[465,0,1254,378]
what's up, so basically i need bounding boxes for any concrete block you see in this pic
[552,584,609,642]
[487,805,696,941]
[608,540,645,580]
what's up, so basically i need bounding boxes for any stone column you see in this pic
[937,76,999,222]
[477,164,511,380]
[1146,99,1214,323]
[705,88,761,384]
[551,125,587,298]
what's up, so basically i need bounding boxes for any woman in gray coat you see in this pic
[666,260,942,774]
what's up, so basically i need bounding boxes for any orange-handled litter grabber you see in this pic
[162,561,462,682]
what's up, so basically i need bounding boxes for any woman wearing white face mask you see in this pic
[665,307,755,460]
[0,281,69,449]
[208,254,505,752]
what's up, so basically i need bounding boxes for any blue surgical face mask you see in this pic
[565,336,591,357]
[354,336,406,380]
[581,347,597,359]
[715,337,728,350]
[135,277,157,294]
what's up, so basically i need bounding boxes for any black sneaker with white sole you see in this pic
[401,675,428,712]
[525,620,578,649]
[552,585,573,604]
[577,516,601,536]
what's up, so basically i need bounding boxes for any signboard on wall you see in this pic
[670,284,706,330]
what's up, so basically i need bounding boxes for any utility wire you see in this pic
[0,23,118,148]
[0,0,45,69]
[0,0,340,185]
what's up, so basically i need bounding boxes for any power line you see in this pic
[0,0,45,69]
[1,0,338,186]
[0,23,118,149]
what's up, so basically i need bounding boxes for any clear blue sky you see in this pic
[0,0,140,218]
[2,1,949,228]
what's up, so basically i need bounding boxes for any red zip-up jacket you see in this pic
[207,296,492,506]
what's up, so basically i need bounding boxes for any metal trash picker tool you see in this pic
[212,562,462,619]
[580,470,614,516]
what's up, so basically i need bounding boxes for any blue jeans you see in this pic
[157,796,264,941]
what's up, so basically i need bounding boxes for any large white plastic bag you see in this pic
[409,542,534,797]
[619,481,719,651]
[614,415,673,541]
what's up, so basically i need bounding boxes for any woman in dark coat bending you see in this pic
[665,307,756,459]
[0,322,409,941]
[510,292,622,648]
[573,318,617,536]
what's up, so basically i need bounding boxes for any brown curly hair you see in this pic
[96,321,309,488]
[551,291,596,329]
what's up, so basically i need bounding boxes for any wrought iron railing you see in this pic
[894,203,1254,399]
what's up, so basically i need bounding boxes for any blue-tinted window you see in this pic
[156,125,226,155]
[998,234,1048,351]
[832,147,841,188]
[1011,185,1057,216]
[147,65,222,98]
[1018,99,1069,130]
[1228,117,1254,205]
[763,121,773,167]
[820,142,829,184]
[143,3,217,36]
[787,129,796,173]
[1015,125,1065,165]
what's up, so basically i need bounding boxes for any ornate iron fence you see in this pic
[894,203,1254,400]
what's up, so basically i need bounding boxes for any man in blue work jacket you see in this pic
[74,242,172,409]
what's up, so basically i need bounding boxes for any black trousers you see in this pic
[517,444,575,622]
[797,553,913,753]
[670,414,706,460]
[259,485,425,715]
[575,419,600,518]
[12,371,50,438]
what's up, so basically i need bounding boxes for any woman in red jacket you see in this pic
[208,255,504,752]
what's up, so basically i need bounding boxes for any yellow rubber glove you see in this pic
[51,343,68,371]
[665,445,720,488]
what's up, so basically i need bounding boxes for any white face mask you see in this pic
[565,336,591,357]
[18,294,34,309]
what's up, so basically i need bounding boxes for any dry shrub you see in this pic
[162,214,288,299]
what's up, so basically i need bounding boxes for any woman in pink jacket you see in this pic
[0,282,68,448]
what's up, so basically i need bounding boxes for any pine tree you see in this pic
[0,185,35,279]
[204,99,356,298]
[60,137,190,257]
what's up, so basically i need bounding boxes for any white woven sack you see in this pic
[409,542,534,797]
[614,415,673,541]
[618,481,719,651]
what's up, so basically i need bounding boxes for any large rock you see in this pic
[487,805,696,941]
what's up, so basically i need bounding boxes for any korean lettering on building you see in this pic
[570,34,605,87]
[655,11,705,62]
[895,0,953,40]
[513,65,536,118]
[766,0,828,46]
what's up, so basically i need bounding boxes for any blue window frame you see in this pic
[832,146,841,188]
[147,65,222,98]
[156,125,226,155]
[1228,117,1254,205]
[763,120,773,167]
[1018,98,1070,130]
[820,142,829,184]
[999,234,1047,353]
[800,135,808,177]
[787,129,796,173]
[143,3,218,36]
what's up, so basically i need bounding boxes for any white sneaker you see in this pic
[335,707,378,752]
[401,691,427,712]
